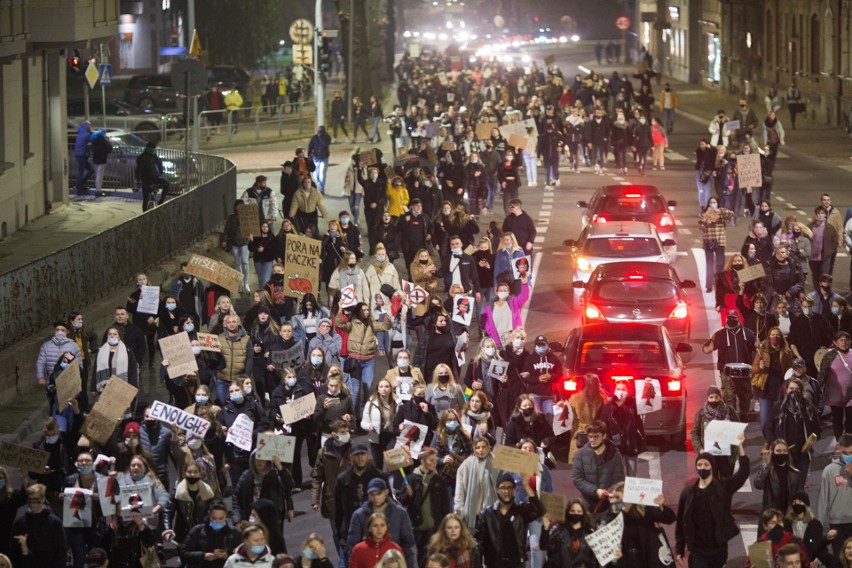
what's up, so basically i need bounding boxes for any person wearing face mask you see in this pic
[292,533,333,568]
[138,404,175,488]
[743,292,780,342]
[224,524,274,567]
[9,483,66,568]
[764,244,807,319]
[386,175,411,223]
[496,150,521,216]
[609,110,632,176]
[808,206,840,289]
[584,106,611,175]
[703,310,758,417]
[807,274,843,320]
[465,150,488,214]
[674,432,748,568]
[386,348,425,401]
[167,461,217,544]
[817,332,852,442]
[0,467,26,559]
[782,492,838,567]
[62,451,100,568]
[233,452,294,537]
[179,501,242,567]
[394,382,439,446]
[268,367,314,488]
[338,210,364,258]
[741,219,775,265]
[218,380,266,487]
[320,219,348,299]
[753,326,794,440]
[732,98,758,148]
[66,311,97,403]
[505,394,555,455]
[629,110,653,175]
[310,418,355,558]
[126,272,160,368]
[92,326,140,398]
[541,498,597,566]
[520,336,563,424]
[370,212,401,263]
[365,243,401,315]
[36,321,83,387]
[465,337,513,426]
[788,298,833,380]
[690,386,739,480]
[774,376,821,473]
[492,232,525,295]
[816,434,852,557]
[697,199,735,294]
[481,270,531,349]
[502,199,537,257]
[754,439,803,515]
[828,298,852,334]
[755,509,810,564]
[329,251,370,306]
[398,200,434,278]
[357,166,388,251]
[307,319,342,370]
[600,381,647,477]
[28,417,67,510]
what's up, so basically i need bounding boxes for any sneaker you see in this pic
[660,166,666,170]
[555,179,561,187]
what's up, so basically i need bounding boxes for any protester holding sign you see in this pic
[92,327,140,395]
[690,386,740,480]
[233,451,294,526]
[571,420,625,509]
[269,366,315,489]
[541,498,597,567]
[600,381,647,477]
[218,381,266,487]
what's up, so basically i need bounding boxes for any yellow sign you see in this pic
[189,29,202,56]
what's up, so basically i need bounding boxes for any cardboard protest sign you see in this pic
[424,122,441,139]
[499,118,538,140]
[512,256,531,280]
[256,433,296,462]
[279,392,316,424]
[359,148,379,166]
[737,152,762,188]
[452,295,474,327]
[552,400,574,437]
[492,445,538,476]
[737,263,766,283]
[80,411,120,446]
[635,378,663,415]
[158,331,198,378]
[748,540,773,568]
[97,475,121,517]
[196,333,221,352]
[704,420,747,456]
[0,442,49,471]
[82,374,140,445]
[507,134,528,151]
[586,512,624,566]
[270,343,305,371]
[385,166,396,180]
[119,481,154,518]
[137,285,160,315]
[540,491,566,522]
[184,254,242,293]
[396,420,429,459]
[55,362,82,408]
[63,488,93,528]
[225,414,254,451]
[149,400,211,438]
[441,141,457,151]
[237,203,262,238]
[283,234,321,299]
[623,476,664,506]
[486,359,509,382]
[475,122,494,140]
[384,446,414,471]
[544,54,556,67]
[340,284,358,308]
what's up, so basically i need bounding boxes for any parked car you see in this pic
[67,99,178,142]
[124,74,184,111]
[206,65,251,93]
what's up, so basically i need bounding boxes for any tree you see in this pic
[194,0,282,70]
[334,0,394,105]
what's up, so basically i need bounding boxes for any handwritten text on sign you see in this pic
[184,254,243,293]
[0,442,50,471]
[149,400,211,438]
[623,476,663,506]
[256,433,296,462]
[492,445,538,476]
[279,392,316,424]
[586,512,624,566]
[225,414,254,451]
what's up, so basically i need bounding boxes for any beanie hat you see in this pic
[496,471,516,487]
[123,422,140,437]
[790,491,810,507]
[695,452,714,467]
[706,386,722,398]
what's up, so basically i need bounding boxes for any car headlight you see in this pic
[162,160,176,173]
[576,257,591,272]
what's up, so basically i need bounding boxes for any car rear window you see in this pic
[600,195,666,214]
[595,280,677,301]
[579,341,664,368]
[584,237,661,257]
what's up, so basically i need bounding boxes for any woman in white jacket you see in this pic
[364,243,401,313]
[360,376,397,468]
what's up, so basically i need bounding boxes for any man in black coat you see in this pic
[330,91,349,142]
[338,210,364,259]
[358,165,389,248]
[475,472,544,567]
[109,306,147,369]
[502,198,537,254]
[397,199,433,275]
[438,235,480,300]
[585,107,612,174]
[179,502,242,568]
[280,161,300,222]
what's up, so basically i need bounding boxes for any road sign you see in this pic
[98,64,112,86]
[320,29,339,38]
[293,44,313,66]
[84,61,99,89]
[170,59,207,97]
[616,16,632,31]
[289,19,314,45]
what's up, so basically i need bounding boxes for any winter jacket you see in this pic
[492,247,526,289]
[502,212,537,251]
[347,500,417,568]
[675,455,750,555]
[504,412,554,449]
[474,496,544,565]
[169,479,215,541]
[9,506,66,568]
[292,307,332,344]
[328,266,370,304]
[333,313,391,359]
[240,186,277,223]
[541,523,597,568]
[139,420,173,486]
[179,521,242,568]
[753,462,804,513]
[36,334,83,382]
[223,544,274,568]
[90,130,113,165]
[218,329,252,381]
[348,533,403,568]
[314,391,354,434]
[289,187,329,218]
[333,464,388,539]
[599,398,647,457]
[386,181,410,217]
[308,130,331,160]
[365,261,401,313]
[571,441,626,506]
[233,451,294,523]
[310,438,352,519]
[397,466,452,529]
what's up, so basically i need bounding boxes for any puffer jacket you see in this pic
[218,329,252,381]
[307,325,342,367]
[571,440,626,506]
[289,186,329,218]
[333,313,391,359]
[179,521,242,568]
[397,466,452,529]
[36,335,83,382]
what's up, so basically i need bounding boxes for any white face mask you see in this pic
[107,337,119,346]
[512,338,524,349]
[187,438,203,450]
[497,291,509,300]
[285,377,298,387]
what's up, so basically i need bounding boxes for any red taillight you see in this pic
[627,274,644,280]
[593,215,607,223]
[667,378,682,393]
[659,213,674,227]
[611,375,635,382]
[625,193,642,198]
[669,301,688,319]
[585,304,604,320]
[563,379,578,392]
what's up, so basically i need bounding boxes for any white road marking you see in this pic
[620,181,631,185]
[776,196,786,202]
[679,228,693,235]
[552,251,569,256]
[638,451,662,480]
[675,219,684,226]
[676,251,689,256]
[542,204,553,210]
[776,151,789,159]
[612,177,625,181]
[740,523,759,550]
[534,236,546,243]
[663,151,689,161]
[522,251,544,322]
[692,247,722,388]
[796,210,806,215]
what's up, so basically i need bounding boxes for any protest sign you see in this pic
[725,119,741,130]
[63,488,93,528]
[512,256,531,280]
[158,331,198,378]
[280,392,317,424]
[137,285,160,315]
[452,295,474,326]
[635,378,663,415]
[384,446,414,471]
[586,512,624,566]
[475,122,494,140]
[80,411,120,446]
[149,400,211,438]
[359,148,379,166]
[96,475,121,517]
[283,234,322,299]
[225,414,254,451]
[499,118,538,139]
[441,141,457,151]
[237,203,262,238]
[492,445,538,476]
[270,343,305,371]
[623,476,664,506]
[737,152,762,188]
[540,492,566,522]
[340,284,357,308]
[119,481,154,518]
[396,420,429,459]
[704,420,747,456]
[184,254,242,292]
[507,134,528,151]
[385,166,396,180]
[407,286,428,304]
[486,359,509,382]
[424,123,441,139]
[737,263,766,283]
[552,400,574,437]
[256,433,296,462]
[55,362,82,408]
[196,332,221,352]
[0,442,49,471]
[748,541,773,568]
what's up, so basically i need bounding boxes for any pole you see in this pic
[187,0,199,153]
[315,0,325,129]
[99,44,107,129]
[346,0,353,124]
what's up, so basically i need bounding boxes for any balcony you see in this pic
[0,0,28,59]
[28,0,118,47]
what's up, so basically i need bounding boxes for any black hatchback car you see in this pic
[124,74,183,111]
[573,261,696,344]
[556,323,691,443]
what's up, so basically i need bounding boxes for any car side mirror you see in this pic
[548,342,564,352]
[676,343,693,353]
[577,201,588,208]
[681,280,696,289]
[563,239,577,248]
[662,239,676,248]
[572,281,586,289]
[667,200,677,210]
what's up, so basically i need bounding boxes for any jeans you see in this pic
[523,155,537,185]
[486,175,496,210]
[313,158,329,193]
[530,393,554,423]
[688,548,728,568]
[348,192,362,225]
[255,260,273,289]
[809,257,834,289]
[704,245,725,290]
[75,154,94,193]
[591,144,607,167]
[341,357,360,412]
[624,455,638,477]
[371,116,381,140]
[663,107,675,132]
[330,519,346,568]
[528,519,544,568]
[68,527,92,568]
[231,245,250,289]
[215,378,231,406]
[613,145,627,171]
[695,171,713,209]
[758,397,774,441]
[543,159,559,184]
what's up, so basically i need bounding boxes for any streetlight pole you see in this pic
[187,0,199,152]
[315,0,325,129]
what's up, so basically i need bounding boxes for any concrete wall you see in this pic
[0,159,236,394]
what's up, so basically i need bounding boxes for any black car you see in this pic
[573,261,696,344]
[207,65,251,93]
[556,323,691,442]
[577,185,678,247]
[124,74,183,111]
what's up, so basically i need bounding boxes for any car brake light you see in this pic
[627,274,644,280]
[585,304,604,319]
[667,379,682,393]
[625,193,642,198]
[576,257,591,272]
[659,213,674,227]
[563,379,578,392]
[593,215,607,223]
[669,301,688,319]
[611,375,634,382]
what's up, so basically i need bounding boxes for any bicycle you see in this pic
[136,177,171,211]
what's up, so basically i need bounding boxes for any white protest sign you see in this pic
[552,400,574,437]
[486,359,509,382]
[396,420,429,459]
[635,378,663,415]
[704,420,747,456]
[737,152,762,188]
[149,400,211,438]
[63,488,94,528]
[225,414,254,451]
[586,512,624,566]
[623,476,663,506]
[119,481,154,518]
[452,295,474,326]
[340,284,357,308]
[137,286,160,315]
[256,433,296,462]
[279,392,317,424]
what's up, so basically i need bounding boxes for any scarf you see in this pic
[371,258,388,275]
[462,456,496,526]
[95,342,129,390]
[702,400,729,426]
[339,267,361,292]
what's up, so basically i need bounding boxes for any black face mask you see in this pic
[567,513,584,525]
[696,468,712,480]
[791,503,806,515]
[521,407,534,417]
[412,395,426,405]
[732,263,744,270]
[767,524,784,544]
[419,259,429,265]
[726,318,739,329]
[772,453,788,467]
[708,400,721,408]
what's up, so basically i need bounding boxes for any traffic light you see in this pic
[319,37,332,73]
[67,49,83,76]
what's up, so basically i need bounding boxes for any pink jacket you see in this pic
[481,282,530,349]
